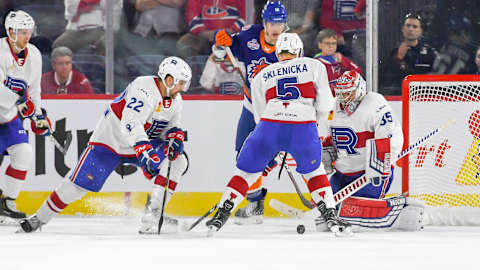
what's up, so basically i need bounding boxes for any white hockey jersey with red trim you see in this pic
[90,76,183,156]
[250,57,334,125]
[0,37,42,123]
[327,92,403,174]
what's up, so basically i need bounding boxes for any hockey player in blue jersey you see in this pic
[213,0,288,224]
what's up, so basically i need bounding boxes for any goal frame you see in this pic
[401,74,480,195]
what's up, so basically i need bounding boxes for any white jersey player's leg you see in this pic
[0,143,32,222]
[139,154,187,234]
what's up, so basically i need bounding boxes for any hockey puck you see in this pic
[296,224,305,234]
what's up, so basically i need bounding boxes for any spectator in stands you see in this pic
[199,53,245,95]
[432,12,475,75]
[281,0,319,57]
[468,47,480,74]
[384,13,437,94]
[314,29,362,94]
[132,0,185,53]
[53,0,123,55]
[41,46,94,94]
[177,0,246,58]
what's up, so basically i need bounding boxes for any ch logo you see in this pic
[331,127,358,155]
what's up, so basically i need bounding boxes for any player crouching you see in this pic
[205,33,352,237]
[317,70,425,232]
[18,57,192,233]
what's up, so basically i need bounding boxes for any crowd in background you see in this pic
[1,0,479,96]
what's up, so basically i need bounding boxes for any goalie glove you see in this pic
[16,95,35,119]
[321,146,338,175]
[164,127,185,161]
[134,141,161,179]
[31,108,52,136]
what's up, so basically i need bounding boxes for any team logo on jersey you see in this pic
[144,119,169,139]
[247,39,260,50]
[247,57,270,80]
[202,3,228,18]
[331,127,358,155]
[4,75,28,93]
[334,0,358,20]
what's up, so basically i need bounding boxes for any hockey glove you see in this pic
[16,95,35,119]
[134,141,161,179]
[164,127,185,161]
[31,108,52,136]
[214,29,233,47]
[262,158,278,177]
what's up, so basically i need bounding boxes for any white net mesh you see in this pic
[406,79,480,225]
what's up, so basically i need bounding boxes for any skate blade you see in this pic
[233,216,263,225]
[206,225,216,237]
[331,225,354,237]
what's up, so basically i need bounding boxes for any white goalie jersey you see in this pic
[0,37,42,123]
[90,76,183,155]
[250,57,334,125]
[328,92,403,174]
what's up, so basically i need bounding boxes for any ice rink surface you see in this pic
[1,216,479,270]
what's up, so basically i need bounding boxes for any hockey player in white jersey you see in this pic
[318,70,424,232]
[0,11,53,222]
[206,33,352,236]
[19,57,192,233]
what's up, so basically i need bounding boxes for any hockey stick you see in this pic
[157,139,174,234]
[225,47,248,87]
[332,118,456,205]
[185,204,218,232]
[277,152,287,180]
[32,115,72,155]
[282,161,314,209]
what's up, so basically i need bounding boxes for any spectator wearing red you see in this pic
[314,29,362,95]
[177,0,246,58]
[41,46,94,94]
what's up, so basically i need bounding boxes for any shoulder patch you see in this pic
[247,39,260,50]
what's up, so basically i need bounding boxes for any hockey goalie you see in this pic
[317,70,425,232]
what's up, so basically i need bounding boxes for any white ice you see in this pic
[1,216,479,270]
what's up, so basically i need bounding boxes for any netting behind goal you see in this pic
[402,75,480,225]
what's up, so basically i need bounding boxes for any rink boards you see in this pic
[1,97,403,216]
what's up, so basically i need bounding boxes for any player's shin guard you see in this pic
[207,175,248,232]
[307,175,352,235]
[20,181,87,233]
[139,175,179,234]
[0,166,28,220]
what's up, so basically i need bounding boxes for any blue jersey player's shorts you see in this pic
[329,169,394,199]
[70,140,168,192]
[0,117,28,155]
[236,120,322,175]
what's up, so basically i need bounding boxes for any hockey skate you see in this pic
[234,188,266,225]
[138,207,179,234]
[0,190,26,225]
[206,199,234,236]
[18,215,44,233]
[316,201,353,237]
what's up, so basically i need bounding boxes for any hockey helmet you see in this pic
[335,70,367,106]
[158,56,192,96]
[5,10,35,39]
[261,1,288,24]
[275,33,303,57]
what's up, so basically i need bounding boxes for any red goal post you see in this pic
[402,75,480,225]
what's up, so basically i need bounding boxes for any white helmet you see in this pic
[335,70,367,107]
[5,10,35,51]
[158,56,192,96]
[275,32,303,57]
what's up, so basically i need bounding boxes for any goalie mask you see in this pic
[334,70,367,115]
[5,10,35,52]
[158,56,192,97]
[275,32,303,58]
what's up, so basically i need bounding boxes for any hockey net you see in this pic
[402,75,480,225]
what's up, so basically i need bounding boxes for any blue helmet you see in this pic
[261,1,288,24]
